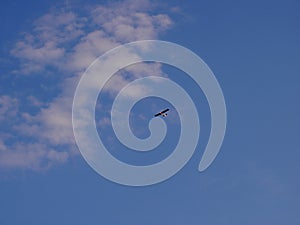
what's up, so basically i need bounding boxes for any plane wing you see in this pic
[154,108,169,117]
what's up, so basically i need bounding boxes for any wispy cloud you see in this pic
[1,0,176,170]
[10,0,173,75]
[0,142,69,170]
[10,11,85,74]
[0,95,19,122]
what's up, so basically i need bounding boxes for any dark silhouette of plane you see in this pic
[154,108,169,117]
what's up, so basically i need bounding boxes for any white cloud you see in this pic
[66,30,117,71]
[0,142,69,170]
[0,95,72,170]
[0,95,19,122]
[10,0,173,75]
[37,96,76,146]
[10,11,85,74]
[33,11,85,43]
[3,0,176,171]
[92,4,173,42]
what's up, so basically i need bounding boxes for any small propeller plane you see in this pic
[154,108,169,117]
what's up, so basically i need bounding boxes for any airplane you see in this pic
[154,108,169,117]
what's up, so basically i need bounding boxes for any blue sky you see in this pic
[0,0,299,224]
